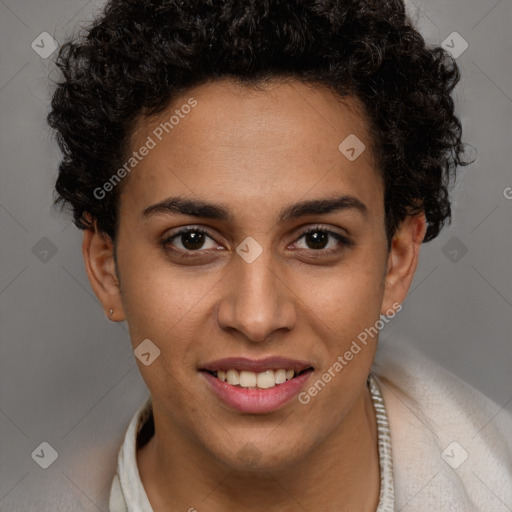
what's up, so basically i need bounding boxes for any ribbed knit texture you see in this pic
[368,373,395,512]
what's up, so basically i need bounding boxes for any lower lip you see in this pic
[200,370,313,414]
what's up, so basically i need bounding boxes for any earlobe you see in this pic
[82,219,125,321]
[381,212,427,316]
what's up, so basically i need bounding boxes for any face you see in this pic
[85,78,423,471]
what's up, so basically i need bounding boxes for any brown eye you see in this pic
[294,226,353,253]
[303,230,329,250]
[177,230,207,250]
[162,227,219,253]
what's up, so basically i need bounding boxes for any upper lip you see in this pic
[200,357,314,374]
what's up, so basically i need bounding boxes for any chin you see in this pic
[207,431,313,472]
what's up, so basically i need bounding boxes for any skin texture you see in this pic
[82,78,426,511]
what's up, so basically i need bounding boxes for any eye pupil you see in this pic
[182,231,205,250]
[306,231,328,250]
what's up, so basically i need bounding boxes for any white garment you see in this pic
[109,342,512,511]
[372,342,512,511]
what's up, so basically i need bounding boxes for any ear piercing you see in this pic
[109,308,114,316]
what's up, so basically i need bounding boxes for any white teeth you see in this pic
[275,369,287,384]
[256,370,275,389]
[226,369,240,385]
[239,370,257,387]
[216,368,303,388]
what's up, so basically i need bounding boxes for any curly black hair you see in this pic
[47,0,471,246]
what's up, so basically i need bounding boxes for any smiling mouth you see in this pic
[201,368,314,389]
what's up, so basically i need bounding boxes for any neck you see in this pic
[137,383,380,512]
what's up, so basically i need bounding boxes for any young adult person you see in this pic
[47,1,512,510]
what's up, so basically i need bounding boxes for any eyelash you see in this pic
[161,225,353,258]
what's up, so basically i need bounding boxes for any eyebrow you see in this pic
[142,194,368,223]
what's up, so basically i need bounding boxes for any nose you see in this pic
[216,245,297,343]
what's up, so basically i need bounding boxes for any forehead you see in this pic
[120,78,383,223]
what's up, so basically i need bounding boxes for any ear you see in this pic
[381,211,427,315]
[82,218,125,321]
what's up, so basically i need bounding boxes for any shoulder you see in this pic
[372,339,512,511]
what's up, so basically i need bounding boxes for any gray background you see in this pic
[1,0,511,510]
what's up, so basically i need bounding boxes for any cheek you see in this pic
[305,254,386,337]
[304,255,386,403]
[294,265,383,425]
[117,244,218,343]
[116,255,209,407]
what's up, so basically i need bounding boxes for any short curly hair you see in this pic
[47,0,471,246]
